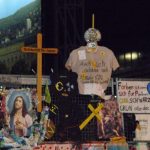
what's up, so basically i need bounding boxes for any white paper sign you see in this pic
[117,80,150,113]
[78,50,86,60]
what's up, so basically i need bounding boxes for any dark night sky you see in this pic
[42,0,150,75]
[43,0,150,52]
[84,0,150,53]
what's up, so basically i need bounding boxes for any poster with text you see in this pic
[117,80,150,113]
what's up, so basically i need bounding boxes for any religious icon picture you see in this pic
[5,89,33,137]
[97,96,124,140]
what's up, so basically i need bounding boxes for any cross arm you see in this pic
[21,47,58,54]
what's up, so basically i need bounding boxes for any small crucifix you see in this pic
[21,33,58,112]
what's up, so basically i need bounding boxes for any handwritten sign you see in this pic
[117,80,150,113]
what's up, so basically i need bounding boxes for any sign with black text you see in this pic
[117,80,150,113]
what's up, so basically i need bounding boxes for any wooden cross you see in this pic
[21,33,58,112]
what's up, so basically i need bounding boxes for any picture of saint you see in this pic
[98,96,124,139]
[6,90,33,137]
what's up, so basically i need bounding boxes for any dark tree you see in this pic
[11,59,30,74]
[0,61,9,74]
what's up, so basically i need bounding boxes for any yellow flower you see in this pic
[90,60,97,69]
[80,70,87,81]
[100,51,106,57]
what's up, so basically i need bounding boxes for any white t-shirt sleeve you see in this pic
[65,52,72,70]
[65,50,77,72]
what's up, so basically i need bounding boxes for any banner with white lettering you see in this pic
[33,144,76,150]
[33,143,105,150]
[117,80,150,113]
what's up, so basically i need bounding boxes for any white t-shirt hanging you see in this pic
[65,46,119,97]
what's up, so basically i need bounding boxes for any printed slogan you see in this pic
[117,80,150,113]
[79,60,109,85]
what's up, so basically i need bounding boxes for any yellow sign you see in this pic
[21,47,58,54]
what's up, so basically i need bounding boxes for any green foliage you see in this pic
[0,0,41,30]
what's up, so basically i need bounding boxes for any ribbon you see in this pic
[79,103,103,130]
